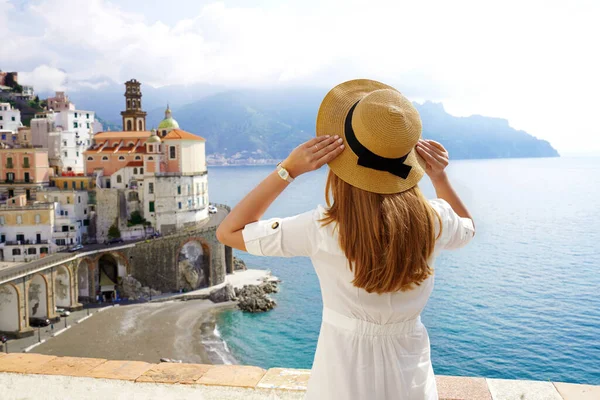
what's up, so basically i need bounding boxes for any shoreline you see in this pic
[31,269,277,366]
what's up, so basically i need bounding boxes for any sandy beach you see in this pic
[32,269,276,364]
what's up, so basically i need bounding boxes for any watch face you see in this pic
[278,168,289,180]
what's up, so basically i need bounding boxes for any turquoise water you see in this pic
[210,157,600,385]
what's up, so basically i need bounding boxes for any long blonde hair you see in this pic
[321,170,441,294]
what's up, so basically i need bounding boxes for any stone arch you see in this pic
[28,273,49,319]
[55,265,72,308]
[96,252,130,301]
[0,283,21,333]
[77,258,92,300]
[176,238,211,291]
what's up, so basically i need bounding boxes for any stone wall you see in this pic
[121,225,228,294]
[94,189,120,243]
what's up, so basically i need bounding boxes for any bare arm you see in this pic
[216,135,345,251]
[416,139,475,227]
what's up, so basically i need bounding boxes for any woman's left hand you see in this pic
[282,135,345,178]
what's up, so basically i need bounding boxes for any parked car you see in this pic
[105,237,124,245]
[208,205,218,214]
[55,308,70,317]
[29,317,50,327]
[68,244,84,252]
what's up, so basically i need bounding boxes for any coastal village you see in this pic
[0,71,283,346]
[0,72,210,261]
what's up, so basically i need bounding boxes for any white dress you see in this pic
[242,199,475,400]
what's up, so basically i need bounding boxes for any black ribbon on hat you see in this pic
[344,101,413,179]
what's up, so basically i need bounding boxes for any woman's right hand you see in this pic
[415,139,449,183]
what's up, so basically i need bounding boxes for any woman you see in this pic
[217,79,475,399]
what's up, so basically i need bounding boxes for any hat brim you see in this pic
[316,79,426,194]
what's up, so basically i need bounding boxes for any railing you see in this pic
[0,202,54,210]
[0,180,38,184]
[22,164,30,168]
[154,170,208,177]
[4,239,49,245]
[5,163,13,169]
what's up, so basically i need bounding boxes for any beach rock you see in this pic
[209,283,237,303]
[237,284,277,313]
[118,275,161,300]
[259,281,279,294]
[233,256,247,271]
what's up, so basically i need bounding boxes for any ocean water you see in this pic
[209,157,600,385]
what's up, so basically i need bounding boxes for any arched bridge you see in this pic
[0,206,233,338]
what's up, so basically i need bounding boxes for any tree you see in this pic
[127,211,146,226]
[108,224,121,239]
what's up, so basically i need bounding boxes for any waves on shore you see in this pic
[198,316,237,365]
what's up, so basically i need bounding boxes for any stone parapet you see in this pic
[0,353,598,400]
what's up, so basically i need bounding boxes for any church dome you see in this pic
[157,105,179,130]
[147,128,161,143]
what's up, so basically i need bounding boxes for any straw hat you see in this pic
[316,79,426,194]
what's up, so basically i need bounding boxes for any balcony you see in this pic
[5,163,14,169]
[4,239,49,245]
[23,164,31,168]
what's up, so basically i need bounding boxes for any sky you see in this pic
[2,0,599,155]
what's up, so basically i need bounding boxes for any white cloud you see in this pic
[2,0,600,153]
[19,65,68,92]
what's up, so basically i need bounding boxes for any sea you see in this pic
[207,157,600,385]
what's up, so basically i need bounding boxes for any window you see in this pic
[140,168,144,174]
[28,248,36,255]
[87,156,93,161]
[12,249,21,256]
[72,182,76,189]
[80,181,85,189]
[169,146,176,159]
[63,140,67,146]
[148,144,153,152]
[86,113,90,119]
[177,186,181,195]
[64,151,68,158]
[138,120,142,131]
[116,175,122,183]
[83,219,89,226]
[127,120,132,131]
[178,202,182,209]
[135,155,141,160]
[67,196,71,204]
[119,156,125,161]
[87,122,90,128]
[1,134,5,140]
[0,216,4,225]
[62,225,68,232]
[74,112,78,118]
[35,214,40,224]
[148,156,154,161]
[188,199,192,208]
[84,209,87,215]
[149,201,155,212]
[56,239,65,246]
[78,196,81,203]
[63,182,68,189]
[148,182,154,194]
[16,215,22,224]
[76,151,79,157]
[102,156,108,161]
[11,116,15,121]
[74,122,78,128]
[133,168,138,174]
[0,116,2,120]
[0,234,4,243]
[23,157,29,167]
[40,247,49,254]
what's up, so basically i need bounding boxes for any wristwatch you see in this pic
[276,162,294,183]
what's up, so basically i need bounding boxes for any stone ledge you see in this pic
[0,353,597,399]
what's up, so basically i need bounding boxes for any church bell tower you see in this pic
[121,79,147,131]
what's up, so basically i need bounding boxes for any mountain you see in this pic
[144,88,559,160]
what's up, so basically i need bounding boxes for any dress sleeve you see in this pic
[429,199,475,250]
[242,209,321,257]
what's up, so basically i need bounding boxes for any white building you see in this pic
[39,189,90,247]
[30,104,97,175]
[0,102,23,134]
